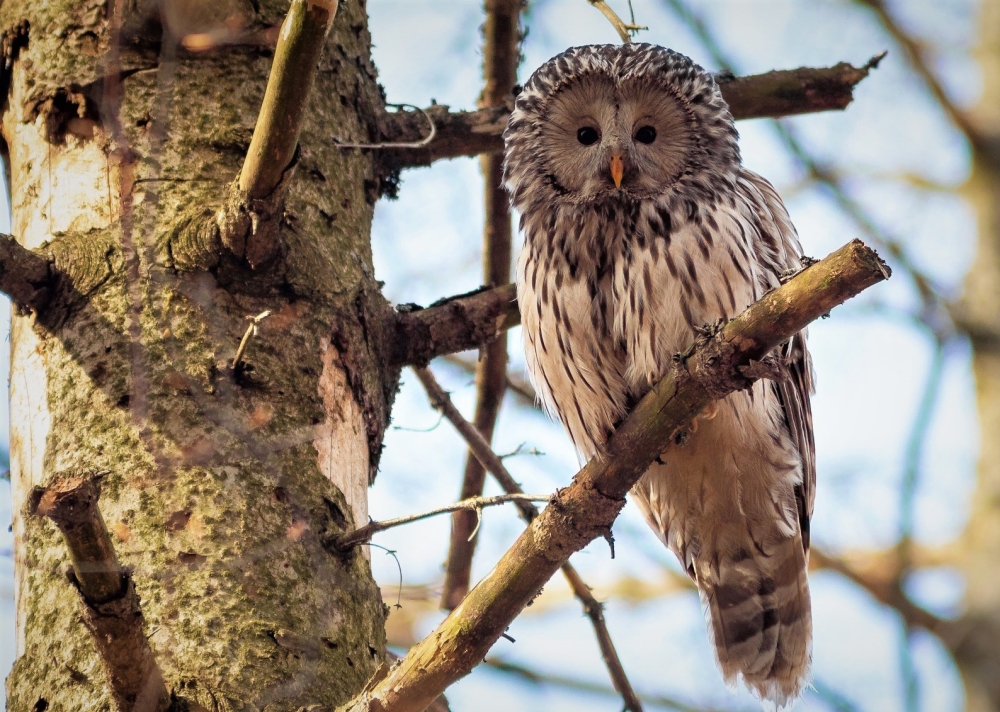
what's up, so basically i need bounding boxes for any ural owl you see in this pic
[504,44,815,705]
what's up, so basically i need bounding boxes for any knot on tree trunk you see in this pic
[216,168,296,268]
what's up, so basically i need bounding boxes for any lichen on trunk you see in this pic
[3,0,396,709]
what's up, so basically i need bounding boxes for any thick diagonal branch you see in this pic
[379,60,881,168]
[32,475,173,712]
[414,366,644,712]
[339,240,890,712]
[441,0,523,614]
[217,0,338,266]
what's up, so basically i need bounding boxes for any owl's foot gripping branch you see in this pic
[339,239,891,712]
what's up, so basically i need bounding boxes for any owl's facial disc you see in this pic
[538,75,695,201]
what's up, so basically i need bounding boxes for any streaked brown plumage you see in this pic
[504,44,816,706]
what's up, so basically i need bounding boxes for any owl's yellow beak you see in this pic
[610,153,624,189]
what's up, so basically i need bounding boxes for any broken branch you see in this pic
[378,60,880,167]
[339,240,890,712]
[393,284,519,366]
[414,366,644,712]
[32,475,173,712]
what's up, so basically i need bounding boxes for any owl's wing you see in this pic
[737,168,816,551]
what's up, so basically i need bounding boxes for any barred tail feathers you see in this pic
[696,533,812,708]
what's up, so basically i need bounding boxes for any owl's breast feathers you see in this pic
[516,168,816,705]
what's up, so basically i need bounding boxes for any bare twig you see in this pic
[559,563,646,712]
[414,366,644,712]
[219,0,338,266]
[330,493,551,550]
[339,240,890,712]
[333,103,437,149]
[393,284,519,366]
[441,0,522,613]
[413,366,541,521]
[231,310,272,370]
[587,0,647,43]
[377,61,879,168]
[32,475,173,712]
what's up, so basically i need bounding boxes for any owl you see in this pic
[503,44,815,706]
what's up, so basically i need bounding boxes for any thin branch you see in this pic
[413,366,543,521]
[0,233,56,313]
[32,475,174,712]
[559,562,646,712]
[218,0,338,266]
[482,658,733,712]
[377,61,879,168]
[414,366,644,712]
[340,241,889,712]
[587,0,646,43]
[442,0,522,613]
[330,493,551,550]
[393,284,519,366]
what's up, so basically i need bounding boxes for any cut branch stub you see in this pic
[338,239,890,712]
[378,59,881,168]
[0,232,56,314]
[33,475,174,712]
[393,283,519,366]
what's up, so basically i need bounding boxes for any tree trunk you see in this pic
[958,0,1000,708]
[3,1,395,709]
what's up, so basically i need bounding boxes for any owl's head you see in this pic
[504,44,740,208]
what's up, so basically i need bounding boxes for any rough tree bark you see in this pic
[3,1,396,709]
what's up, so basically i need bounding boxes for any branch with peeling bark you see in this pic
[414,366,644,712]
[339,240,890,712]
[377,59,881,168]
[214,0,338,267]
[31,475,175,712]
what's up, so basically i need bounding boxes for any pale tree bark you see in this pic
[3,0,396,709]
[958,0,1000,708]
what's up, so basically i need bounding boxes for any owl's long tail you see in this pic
[695,533,812,709]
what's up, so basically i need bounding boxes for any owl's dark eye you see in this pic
[577,127,600,146]
[635,125,657,144]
